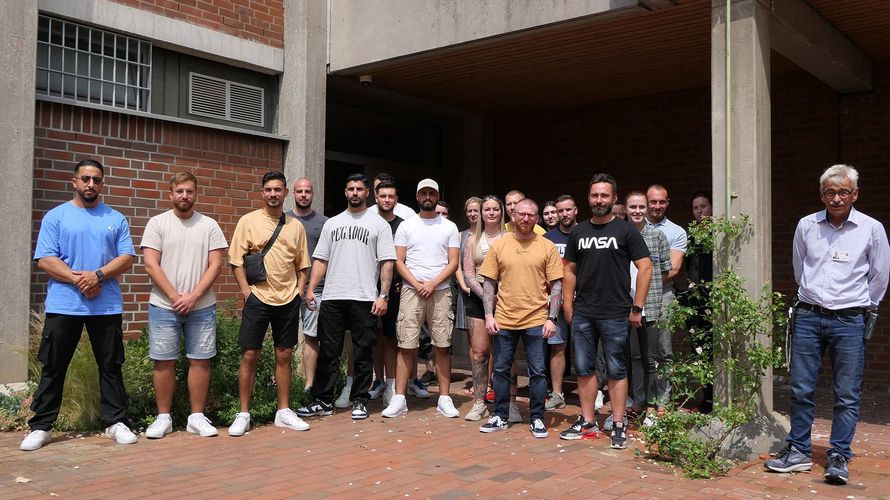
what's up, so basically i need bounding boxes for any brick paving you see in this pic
[2,371,889,499]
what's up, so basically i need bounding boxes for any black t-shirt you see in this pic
[564,218,651,319]
[384,215,403,287]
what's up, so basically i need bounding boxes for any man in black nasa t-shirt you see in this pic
[560,173,652,450]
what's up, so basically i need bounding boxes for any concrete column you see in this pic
[280,0,328,208]
[711,0,788,459]
[0,1,37,385]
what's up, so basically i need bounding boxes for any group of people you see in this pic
[20,159,889,488]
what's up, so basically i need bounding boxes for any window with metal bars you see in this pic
[35,15,151,112]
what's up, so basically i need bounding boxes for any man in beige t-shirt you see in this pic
[226,171,310,436]
[478,198,563,438]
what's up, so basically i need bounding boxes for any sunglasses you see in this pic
[78,175,104,184]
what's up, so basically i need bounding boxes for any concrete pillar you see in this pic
[0,1,37,385]
[711,0,788,459]
[280,0,328,208]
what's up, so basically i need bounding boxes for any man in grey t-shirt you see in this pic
[287,178,327,391]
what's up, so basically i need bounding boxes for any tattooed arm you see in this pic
[543,280,562,338]
[463,235,484,298]
[483,276,498,334]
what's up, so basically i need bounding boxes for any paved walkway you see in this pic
[2,372,889,499]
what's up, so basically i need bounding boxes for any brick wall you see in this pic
[491,62,890,384]
[32,100,285,336]
[109,0,284,48]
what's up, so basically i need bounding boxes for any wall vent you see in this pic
[188,72,264,127]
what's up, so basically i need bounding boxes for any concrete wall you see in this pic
[490,63,890,384]
[329,0,638,71]
[0,0,38,384]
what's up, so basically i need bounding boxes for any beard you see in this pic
[348,196,365,208]
[419,200,436,211]
[174,200,194,213]
[76,188,98,204]
[591,203,612,217]
[295,198,312,209]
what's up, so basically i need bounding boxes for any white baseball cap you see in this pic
[416,178,439,193]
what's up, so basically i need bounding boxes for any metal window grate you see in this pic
[35,15,151,112]
[188,73,264,127]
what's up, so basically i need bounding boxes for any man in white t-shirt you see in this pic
[141,172,228,438]
[296,173,395,421]
[382,178,461,419]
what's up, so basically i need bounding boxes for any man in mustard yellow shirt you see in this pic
[227,171,310,436]
[479,198,563,438]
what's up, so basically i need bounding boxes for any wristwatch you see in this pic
[378,293,389,302]
[547,315,558,323]
[95,269,105,281]
[631,304,644,314]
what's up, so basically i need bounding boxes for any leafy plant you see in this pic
[641,215,787,478]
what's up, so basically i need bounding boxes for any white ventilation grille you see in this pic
[188,72,264,127]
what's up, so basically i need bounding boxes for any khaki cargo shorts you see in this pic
[397,287,454,349]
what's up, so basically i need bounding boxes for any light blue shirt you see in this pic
[794,207,890,310]
[645,217,688,253]
[34,201,136,315]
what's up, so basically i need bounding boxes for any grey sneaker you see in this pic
[507,402,523,423]
[824,452,849,485]
[764,445,813,473]
[464,400,490,421]
[545,392,566,410]
[559,416,599,440]
[610,423,627,449]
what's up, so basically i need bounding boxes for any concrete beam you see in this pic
[329,0,640,72]
[0,0,37,384]
[39,0,284,74]
[711,0,788,459]
[770,0,872,93]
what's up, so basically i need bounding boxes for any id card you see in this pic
[831,250,850,262]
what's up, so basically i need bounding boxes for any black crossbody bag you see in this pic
[243,214,286,285]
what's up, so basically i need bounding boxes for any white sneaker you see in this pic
[595,390,605,411]
[145,415,173,439]
[104,422,138,444]
[508,402,523,423]
[20,430,52,451]
[383,381,394,406]
[335,381,353,409]
[464,400,490,421]
[437,395,460,418]
[228,412,251,436]
[275,408,310,431]
[186,413,218,437]
[381,394,408,418]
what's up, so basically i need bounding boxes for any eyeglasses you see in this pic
[822,189,854,200]
[514,212,537,220]
[78,175,104,184]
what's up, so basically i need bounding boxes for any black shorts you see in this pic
[239,293,300,349]
[465,292,484,319]
[380,292,401,338]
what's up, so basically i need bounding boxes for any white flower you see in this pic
[695,347,703,355]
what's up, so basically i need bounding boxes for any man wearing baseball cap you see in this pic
[382,178,462,418]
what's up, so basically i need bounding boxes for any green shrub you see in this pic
[0,384,35,431]
[124,300,307,430]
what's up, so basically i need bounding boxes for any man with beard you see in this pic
[286,178,328,393]
[140,172,228,439]
[559,173,652,450]
[543,194,578,411]
[22,159,137,451]
[382,179,461,418]
[227,171,311,436]
[296,174,395,420]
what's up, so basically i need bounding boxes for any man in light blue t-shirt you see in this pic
[21,159,137,452]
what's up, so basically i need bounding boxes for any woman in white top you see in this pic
[461,195,506,421]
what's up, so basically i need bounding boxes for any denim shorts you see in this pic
[300,292,321,338]
[548,309,570,345]
[148,304,217,360]
[571,315,629,379]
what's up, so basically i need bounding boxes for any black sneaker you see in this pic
[610,423,627,449]
[824,452,849,485]
[296,399,334,417]
[559,416,598,440]
[351,401,368,420]
[419,371,437,386]
[479,415,508,433]
[530,418,548,438]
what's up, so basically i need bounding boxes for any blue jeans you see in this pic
[572,315,629,380]
[787,308,865,460]
[493,326,547,421]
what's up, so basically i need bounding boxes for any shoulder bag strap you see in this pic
[259,214,287,257]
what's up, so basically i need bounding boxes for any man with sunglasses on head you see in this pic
[765,164,889,486]
[22,159,137,451]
